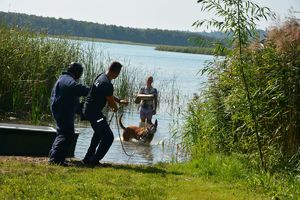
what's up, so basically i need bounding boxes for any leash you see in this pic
[107,112,115,126]
[111,111,135,158]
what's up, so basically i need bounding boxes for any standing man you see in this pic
[137,76,158,125]
[49,62,89,166]
[82,61,128,166]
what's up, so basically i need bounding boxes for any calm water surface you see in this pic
[74,41,213,165]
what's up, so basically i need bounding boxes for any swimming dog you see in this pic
[118,114,158,143]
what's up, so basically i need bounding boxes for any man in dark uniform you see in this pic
[49,62,89,166]
[83,61,128,166]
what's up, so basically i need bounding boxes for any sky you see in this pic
[0,0,299,32]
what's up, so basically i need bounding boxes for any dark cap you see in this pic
[67,62,84,79]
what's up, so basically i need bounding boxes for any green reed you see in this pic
[155,45,218,55]
[0,25,76,122]
[0,25,139,123]
[182,18,300,173]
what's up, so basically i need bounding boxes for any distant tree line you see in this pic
[0,11,217,47]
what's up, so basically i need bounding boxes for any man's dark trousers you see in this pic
[49,118,75,164]
[83,115,114,164]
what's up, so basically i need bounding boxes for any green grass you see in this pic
[155,45,218,55]
[1,153,299,199]
[0,156,272,200]
[170,153,300,199]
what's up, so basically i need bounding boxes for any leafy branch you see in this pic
[194,0,275,170]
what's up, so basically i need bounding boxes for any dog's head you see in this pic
[141,120,158,143]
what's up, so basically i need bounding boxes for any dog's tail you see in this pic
[118,114,126,130]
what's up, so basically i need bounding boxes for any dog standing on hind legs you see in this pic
[118,114,158,143]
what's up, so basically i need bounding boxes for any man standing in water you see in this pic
[49,62,89,166]
[137,76,158,126]
[82,61,128,166]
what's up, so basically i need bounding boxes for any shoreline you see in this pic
[51,35,156,47]
[51,35,215,55]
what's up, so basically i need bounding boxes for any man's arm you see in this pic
[106,96,118,112]
[73,83,89,97]
[114,96,129,106]
[114,96,128,106]
[114,96,120,103]
[106,96,128,112]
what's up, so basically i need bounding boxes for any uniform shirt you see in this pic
[50,72,89,122]
[83,73,113,120]
[139,86,158,108]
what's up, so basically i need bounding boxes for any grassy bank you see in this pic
[1,154,299,199]
[56,35,156,47]
[155,45,217,55]
[0,155,275,200]
[57,36,217,56]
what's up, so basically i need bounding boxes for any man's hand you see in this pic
[120,99,129,106]
[112,107,118,112]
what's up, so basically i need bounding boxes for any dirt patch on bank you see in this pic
[0,156,50,164]
[0,156,114,168]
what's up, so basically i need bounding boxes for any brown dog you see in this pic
[119,114,158,143]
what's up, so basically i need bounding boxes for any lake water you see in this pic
[74,41,213,165]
